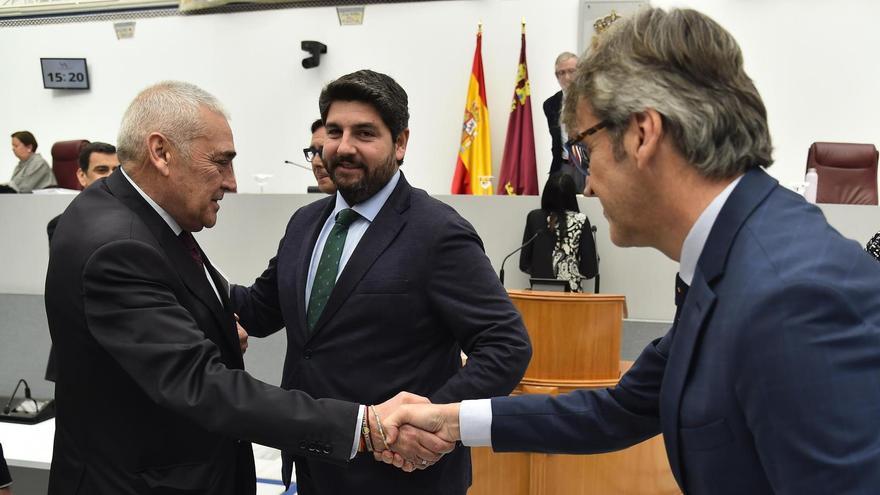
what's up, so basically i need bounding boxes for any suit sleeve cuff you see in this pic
[459,399,493,447]
[350,405,365,459]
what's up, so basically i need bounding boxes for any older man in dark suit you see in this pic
[44,81,443,495]
[543,51,584,191]
[231,70,532,495]
[385,8,880,494]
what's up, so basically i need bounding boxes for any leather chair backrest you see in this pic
[51,140,90,190]
[806,142,878,205]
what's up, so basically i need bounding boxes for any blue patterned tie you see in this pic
[307,208,360,331]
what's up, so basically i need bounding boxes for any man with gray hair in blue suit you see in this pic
[382,7,880,494]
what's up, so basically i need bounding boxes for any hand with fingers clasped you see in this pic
[366,392,456,472]
[383,402,462,446]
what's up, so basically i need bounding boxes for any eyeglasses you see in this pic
[563,120,608,175]
[555,68,577,78]
[303,146,323,162]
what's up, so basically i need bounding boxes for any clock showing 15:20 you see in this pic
[40,58,90,90]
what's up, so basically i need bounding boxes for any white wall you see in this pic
[652,0,880,190]
[0,0,581,194]
[1,0,879,193]
[0,0,880,190]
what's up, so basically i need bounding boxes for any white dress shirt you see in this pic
[305,170,401,307]
[459,174,743,447]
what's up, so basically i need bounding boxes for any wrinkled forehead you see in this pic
[556,56,577,70]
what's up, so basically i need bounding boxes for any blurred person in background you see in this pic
[1,131,55,193]
[519,172,597,291]
[306,119,336,194]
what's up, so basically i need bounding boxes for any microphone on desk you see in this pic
[283,160,313,171]
[3,379,32,415]
[1,377,55,424]
[499,232,540,285]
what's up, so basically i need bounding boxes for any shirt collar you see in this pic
[332,169,401,223]
[120,167,183,235]
[678,175,743,285]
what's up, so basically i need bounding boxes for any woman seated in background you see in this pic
[519,172,598,292]
[0,130,55,193]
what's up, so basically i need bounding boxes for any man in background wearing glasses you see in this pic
[380,7,880,494]
[305,118,336,194]
[542,51,584,192]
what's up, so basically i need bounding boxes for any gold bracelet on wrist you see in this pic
[369,405,390,450]
[361,405,374,453]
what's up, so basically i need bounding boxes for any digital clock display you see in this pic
[40,58,89,90]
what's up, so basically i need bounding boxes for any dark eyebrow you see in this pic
[352,123,379,132]
[324,122,379,132]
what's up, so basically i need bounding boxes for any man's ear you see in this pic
[76,168,87,188]
[632,109,664,170]
[394,129,410,163]
[146,132,172,177]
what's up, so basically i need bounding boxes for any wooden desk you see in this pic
[468,290,679,495]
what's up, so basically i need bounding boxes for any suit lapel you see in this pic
[306,178,411,340]
[660,272,716,487]
[297,199,336,334]
[104,170,237,360]
[159,227,230,332]
[204,257,244,368]
[659,167,779,487]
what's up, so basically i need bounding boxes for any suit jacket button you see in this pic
[304,349,313,359]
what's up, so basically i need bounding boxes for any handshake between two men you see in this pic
[367,392,462,473]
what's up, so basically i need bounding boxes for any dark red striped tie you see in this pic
[178,231,204,267]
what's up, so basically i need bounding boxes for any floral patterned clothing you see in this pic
[552,211,589,292]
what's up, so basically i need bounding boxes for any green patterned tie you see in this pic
[307,208,361,331]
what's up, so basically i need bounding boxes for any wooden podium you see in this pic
[468,290,680,495]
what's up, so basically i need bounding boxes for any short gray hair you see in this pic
[563,8,773,179]
[555,52,578,66]
[117,81,229,165]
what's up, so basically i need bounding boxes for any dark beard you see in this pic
[329,154,398,205]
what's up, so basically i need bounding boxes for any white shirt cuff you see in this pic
[459,399,493,447]
[350,405,364,459]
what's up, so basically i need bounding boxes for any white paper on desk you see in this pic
[32,188,80,195]
[13,400,46,414]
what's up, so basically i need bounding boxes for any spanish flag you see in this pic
[498,23,538,196]
[452,25,493,195]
